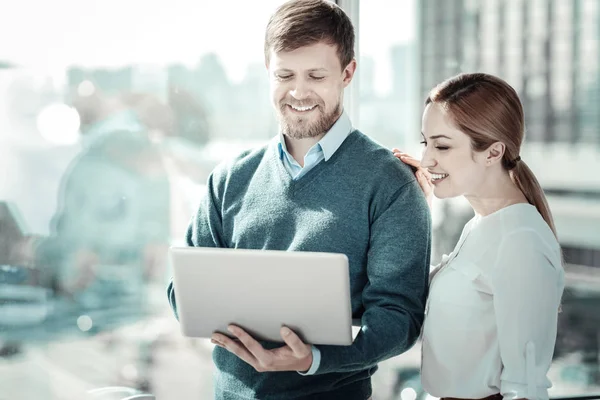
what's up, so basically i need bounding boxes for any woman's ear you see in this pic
[485,142,505,165]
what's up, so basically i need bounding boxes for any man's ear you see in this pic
[342,59,357,87]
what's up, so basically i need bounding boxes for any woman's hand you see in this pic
[392,148,433,208]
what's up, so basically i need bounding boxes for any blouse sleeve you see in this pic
[490,229,564,400]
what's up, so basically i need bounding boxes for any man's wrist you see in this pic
[297,345,321,376]
[299,351,313,372]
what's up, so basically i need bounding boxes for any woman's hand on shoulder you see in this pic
[392,148,433,208]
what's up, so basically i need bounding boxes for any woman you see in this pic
[394,73,565,400]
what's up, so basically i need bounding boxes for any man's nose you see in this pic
[289,79,310,100]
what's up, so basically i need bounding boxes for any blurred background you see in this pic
[0,0,598,399]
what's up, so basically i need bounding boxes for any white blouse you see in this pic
[421,203,565,400]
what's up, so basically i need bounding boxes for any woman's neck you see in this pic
[465,169,529,217]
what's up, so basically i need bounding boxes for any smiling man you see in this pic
[166,1,431,399]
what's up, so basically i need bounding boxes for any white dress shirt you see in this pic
[421,203,565,400]
[277,110,353,181]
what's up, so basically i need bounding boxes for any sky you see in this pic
[0,0,415,88]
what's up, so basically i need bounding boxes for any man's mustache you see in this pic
[279,99,323,109]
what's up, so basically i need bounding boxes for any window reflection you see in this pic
[0,1,285,399]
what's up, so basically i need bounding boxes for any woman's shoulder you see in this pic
[463,204,562,272]
[489,206,564,278]
[493,204,559,251]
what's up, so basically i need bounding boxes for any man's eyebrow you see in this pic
[274,68,328,73]
[421,132,452,140]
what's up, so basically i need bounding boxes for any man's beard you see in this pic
[278,101,342,139]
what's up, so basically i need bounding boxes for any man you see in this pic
[167,1,431,399]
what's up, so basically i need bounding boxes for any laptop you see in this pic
[169,247,354,346]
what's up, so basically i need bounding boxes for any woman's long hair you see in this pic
[426,73,558,238]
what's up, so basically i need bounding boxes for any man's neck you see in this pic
[284,133,325,167]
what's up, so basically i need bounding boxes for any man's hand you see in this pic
[211,325,313,373]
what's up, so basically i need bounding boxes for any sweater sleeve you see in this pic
[167,171,226,319]
[313,179,431,375]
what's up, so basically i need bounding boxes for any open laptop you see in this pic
[169,247,354,346]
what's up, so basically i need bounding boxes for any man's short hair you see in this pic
[264,0,355,70]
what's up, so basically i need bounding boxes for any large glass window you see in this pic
[0,2,286,399]
[357,0,419,151]
[362,0,600,398]
[579,0,600,143]
[480,0,500,74]
[1,1,599,399]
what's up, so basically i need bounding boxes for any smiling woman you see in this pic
[421,73,557,235]
[395,73,565,400]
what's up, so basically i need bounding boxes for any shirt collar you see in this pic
[278,110,353,161]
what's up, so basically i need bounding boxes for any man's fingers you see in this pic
[227,325,268,360]
[281,327,309,356]
[212,333,257,367]
[213,327,313,373]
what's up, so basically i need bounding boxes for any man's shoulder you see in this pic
[210,140,274,183]
[344,130,416,185]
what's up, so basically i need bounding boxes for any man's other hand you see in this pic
[211,325,313,373]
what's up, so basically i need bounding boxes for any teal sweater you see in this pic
[168,131,431,400]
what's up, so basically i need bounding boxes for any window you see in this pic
[357,0,419,150]
[358,1,600,398]
[1,1,599,399]
[0,2,286,399]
